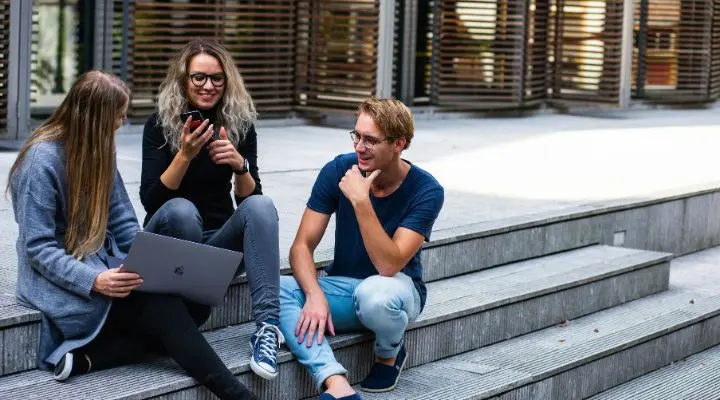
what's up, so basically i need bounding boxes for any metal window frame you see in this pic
[619,0,635,108]
[94,0,114,71]
[6,0,32,140]
[397,0,418,104]
[376,0,396,98]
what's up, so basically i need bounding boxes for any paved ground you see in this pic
[1,107,720,291]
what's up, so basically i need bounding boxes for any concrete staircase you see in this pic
[358,274,720,399]
[589,344,720,400]
[0,187,719,399]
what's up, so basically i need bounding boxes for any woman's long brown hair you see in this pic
[8,71,130,258]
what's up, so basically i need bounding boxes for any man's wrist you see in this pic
[351,196,371,209]
[306,290,325,301]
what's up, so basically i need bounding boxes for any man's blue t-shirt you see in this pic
[307,153,444,310]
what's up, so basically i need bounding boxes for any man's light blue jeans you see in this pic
[279,273,421,390]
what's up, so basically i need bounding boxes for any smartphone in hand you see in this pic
[180,110,203,130]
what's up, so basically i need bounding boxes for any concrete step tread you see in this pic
[0,302,40,327]
[415,245,669,326]
[358,291,720,400]
[589,344,720,400]
[0,245,670,399]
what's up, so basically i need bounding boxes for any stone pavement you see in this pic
[1,108,720,293]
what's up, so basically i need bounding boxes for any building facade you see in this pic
[1,0,720,140]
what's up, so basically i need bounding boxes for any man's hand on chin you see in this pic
[339,165,381,207]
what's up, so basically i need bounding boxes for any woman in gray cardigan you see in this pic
[8,71,256,400]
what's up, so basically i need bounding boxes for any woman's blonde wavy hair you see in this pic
[156,39,257,152]
[8,71,129,258]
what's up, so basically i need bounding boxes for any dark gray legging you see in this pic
[78,292,256,400]
[144,195,280,326]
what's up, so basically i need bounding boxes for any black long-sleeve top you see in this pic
[140,111,262,231]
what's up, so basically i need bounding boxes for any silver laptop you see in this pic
[121,231,243,306]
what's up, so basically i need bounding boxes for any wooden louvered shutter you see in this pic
[0,0,9,131]
[112,0,128,81]
[393,0,410,102]
[549,0,627,105]
[125,0,296,119]
[294,0,380,112]
[711,0,720,99]
[676,0,712,100]
[635,0,714,102]
[435,0,529,110]
[414,0,440,105]
[524,0,551,105]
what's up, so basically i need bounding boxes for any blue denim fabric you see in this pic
[145,195,280,325]
[279,273,420,389]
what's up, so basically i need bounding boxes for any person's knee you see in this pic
[353,276,403,321]
[162,198,200,221]
[156,198,202,241]
[242,195,277,222]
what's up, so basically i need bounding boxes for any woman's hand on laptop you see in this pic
[92,267,143,298]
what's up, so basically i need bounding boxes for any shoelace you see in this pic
[254,323,286,362]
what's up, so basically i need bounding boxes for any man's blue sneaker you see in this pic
[360,345,407,392]
[249,322,285,380]
[318,393,362,400]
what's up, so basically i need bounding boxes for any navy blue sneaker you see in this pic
[360,346,407,392]
[318,393,362,400]
[249,322,285,380]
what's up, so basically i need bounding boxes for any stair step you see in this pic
[589,344,720,400]
[0,245,670,399]
[357,290,720,400]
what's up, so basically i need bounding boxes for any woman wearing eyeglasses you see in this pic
[140,39,283,381]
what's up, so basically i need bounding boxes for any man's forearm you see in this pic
[353,199,404,276]
[289,244,324,297]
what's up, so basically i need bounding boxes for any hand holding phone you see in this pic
[180,110,203,130]
[179,112,214,161]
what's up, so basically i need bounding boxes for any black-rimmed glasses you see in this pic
[349,130,393,150]
[188,72,226,88]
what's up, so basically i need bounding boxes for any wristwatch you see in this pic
[233,158,250,176]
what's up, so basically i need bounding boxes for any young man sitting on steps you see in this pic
[278,98,445,399]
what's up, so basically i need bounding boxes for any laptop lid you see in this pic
[122,231,243,306]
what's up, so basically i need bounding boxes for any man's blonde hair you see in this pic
[357,98,414,150]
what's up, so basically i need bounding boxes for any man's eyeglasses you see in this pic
[188,72,226,88]
[349,130,393,150]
